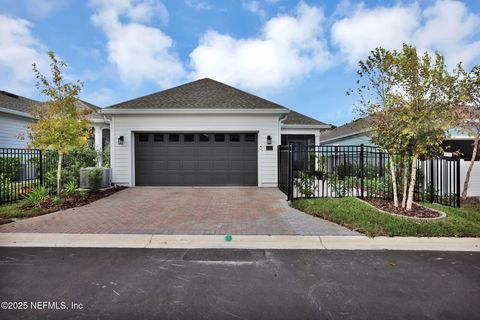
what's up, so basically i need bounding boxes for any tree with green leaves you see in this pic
[394,45,459,210]
[352,47,409,208]
[353,45,459,211]
[457,65,480,200]
[27,51,91,196]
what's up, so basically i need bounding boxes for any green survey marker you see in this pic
[224,234,233,242]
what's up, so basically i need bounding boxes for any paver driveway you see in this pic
[0,187,358,235]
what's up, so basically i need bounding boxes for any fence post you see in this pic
[288,144,294,201]
[360,144,364,199]
[456,158,461,208]
[430,158,434,203]
[277,146,280,188]
[39,150,44,187]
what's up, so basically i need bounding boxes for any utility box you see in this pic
[79,167,112,189]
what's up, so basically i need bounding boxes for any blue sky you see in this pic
[1,0,479,125]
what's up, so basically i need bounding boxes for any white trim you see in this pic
[447,136,475,140]
[0,107,35,119]
[101,108,289,115]
[282,124,331,129]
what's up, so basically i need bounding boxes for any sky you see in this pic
[1,0,480,126]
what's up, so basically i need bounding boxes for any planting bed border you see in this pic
[358,198,447,221]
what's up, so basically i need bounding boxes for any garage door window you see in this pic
[169,134,179,142]
[245,133,256,142]
[229,134,240,142]
[199,134,210,142]
[184,134,195,142]
[139,133,149,142]
[153,134,164,142]
[214,134,225,142]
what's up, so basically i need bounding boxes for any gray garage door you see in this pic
[135,133,258,186]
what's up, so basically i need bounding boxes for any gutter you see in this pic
[100,108,290,115]
[0,107,35,119]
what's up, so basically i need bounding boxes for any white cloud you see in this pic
[89,0,185,88]
[243,1,267,20]
[331,3,420,65]
[82,87,116,107]
[0,14,49,97]
[331,0,480,67]
[26,0,69,18]
[185,0,212,11]
[413,0,480,67]
[190,3,332,91]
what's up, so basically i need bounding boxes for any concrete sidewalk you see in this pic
[0,233,479,251]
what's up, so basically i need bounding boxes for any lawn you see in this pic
[0,202,49,224]
[292,197,480,237]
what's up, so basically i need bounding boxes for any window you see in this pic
[184,134,194,142]
[245,133,256,142]
[199,134,210,142]
[229,134,240,142]
[153,133,164,142]
[169,134,179,142]
[214,134,225,142]
[139,133,149,142]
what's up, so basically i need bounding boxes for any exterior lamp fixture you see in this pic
[266,135,272,145]
[118,136,124,145]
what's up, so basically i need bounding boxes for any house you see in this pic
[320,116,480,197]
[0,90,109,151]
[101,78,331,187]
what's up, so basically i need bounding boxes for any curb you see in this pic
[0,233,479,251]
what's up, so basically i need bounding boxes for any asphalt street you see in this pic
[0,247,479,320]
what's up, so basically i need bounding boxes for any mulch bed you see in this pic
[20,186,127,213]
[365,198,442,219]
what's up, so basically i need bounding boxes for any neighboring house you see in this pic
[0,90,109,151]
[101,78,331,187]
[320,116,480,196]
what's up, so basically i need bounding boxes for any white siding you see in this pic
[110,113,281,187]
[320,133,372,146]
[0,112,33,148]
[460,160,480,197]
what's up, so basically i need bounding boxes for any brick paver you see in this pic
[0,188,359,235]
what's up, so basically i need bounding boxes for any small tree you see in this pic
[394,45,458,210]
[352,48,409,207]
[27,51,91,195]
[457,65,480,200]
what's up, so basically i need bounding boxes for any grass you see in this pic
[292,197,480,237]
[0,202,48,223]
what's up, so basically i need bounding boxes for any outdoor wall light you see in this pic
[266,135,272,145]
[118,136,124,145]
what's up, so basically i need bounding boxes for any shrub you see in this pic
[0,157,21,180]
[61,180,78,196]
[295,171,318,198]
[21,186,49,208]
[87,167,103,192]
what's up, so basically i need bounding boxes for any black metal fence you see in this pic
[278,144,461,207]
[0,148,57,204]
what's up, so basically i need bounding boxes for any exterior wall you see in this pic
[320,133,372,146]
[110,113,281,187]
[460,160,480,197]
[0,112,33,148]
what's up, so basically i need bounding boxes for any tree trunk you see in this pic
[461,133,480,200]
[406,152,419,211]
[388,152,399,207]
[57,152,63,196]
[401,153,409,208]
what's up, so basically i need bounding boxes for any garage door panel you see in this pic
[135,132,257,186]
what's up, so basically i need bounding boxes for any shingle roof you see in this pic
[106,78,289,110]
[0,90,42,114]
[0,90,101,119]
[320,117,371,141]
[283,110,328,126]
